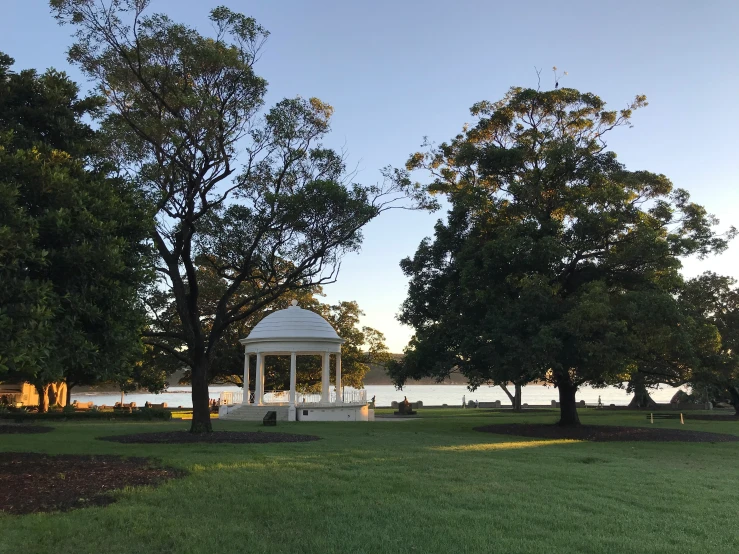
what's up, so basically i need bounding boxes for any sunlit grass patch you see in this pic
[431,438,581,452]
[170,411,218,420]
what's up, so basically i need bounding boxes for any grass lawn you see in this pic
[1,409,738,554]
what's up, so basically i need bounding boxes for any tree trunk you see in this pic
[513,383,522,411]
[66,383,73,407]
[500,384,523,411]
[728,386,739,417]
[557,381,580,426]
[35,384,50,413]
[628,381,657,408]
[190,361,213,433]
[48,383,58,407]
[47,382,67,407]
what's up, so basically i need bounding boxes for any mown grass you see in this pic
[1,410,738,554]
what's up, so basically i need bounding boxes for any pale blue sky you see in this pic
[3,0,738,351]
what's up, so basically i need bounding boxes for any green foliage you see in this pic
[679,273,739,411]
[141,269,390,392]
[390,86,734,425]
[3,408,172,422]
[0,164,54,377]
[0,52,152,401]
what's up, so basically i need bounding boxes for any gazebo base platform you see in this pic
[219,404,372,422]
[220,405,292,422]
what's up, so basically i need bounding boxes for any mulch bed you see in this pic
[98,430,321,444]
[0,453,184,515]
[474,423,739,443]
[686,415,739,422]
[0,424,54,434]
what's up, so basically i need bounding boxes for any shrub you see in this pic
[1,409,173,422]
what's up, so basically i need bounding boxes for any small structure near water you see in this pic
[0,383,39,408]
[219,301,372,422]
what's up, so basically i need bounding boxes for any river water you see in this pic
[72,383,686,408]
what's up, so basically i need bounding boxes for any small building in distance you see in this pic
[0,382,40,407]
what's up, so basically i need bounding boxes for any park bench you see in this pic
[73,401,93,411]
[114,402,137,414]
[394,400,417,416]
[646,413,681,420]
[144,402,167,409]
[477,401,502,408]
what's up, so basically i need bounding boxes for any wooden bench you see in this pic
[394,401,417,416]
[73,401,94,411]
[646,413,681,420]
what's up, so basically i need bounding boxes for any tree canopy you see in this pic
[679,273,739,414]
[0,52,151,409]
[51,0,417,431]
[388,86,734,425]
[139,262,390,393]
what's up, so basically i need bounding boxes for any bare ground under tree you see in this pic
[473,424,739,442]
[0,424,54,434]
[98,431,321,444]
[0,453,184,515]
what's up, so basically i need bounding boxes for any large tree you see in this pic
[52,1,417,431]
[0,52,151,410]
[679,273,739,415]
[389,86,733,425]
[140,261,390,392]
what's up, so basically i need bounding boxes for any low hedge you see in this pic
[1,408,173,422]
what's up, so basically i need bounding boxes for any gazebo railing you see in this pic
[340,389,367,405]
[219,390,253,405]
[264,390,290,404]
[296,389,367,405]
[220,389,367,406]
[220,391,241,405]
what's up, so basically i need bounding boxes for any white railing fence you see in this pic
[219,388,367,406]
[219,390,253,405]
[296,389,367,405]
[341,389,367,404]
[220,391,240,405]
[263,390,290,404]
[220,388,367,406]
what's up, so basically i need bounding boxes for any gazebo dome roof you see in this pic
[243,301,343,343]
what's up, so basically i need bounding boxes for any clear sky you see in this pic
[4,0,739,352]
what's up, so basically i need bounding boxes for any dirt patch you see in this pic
[473,423,739,442]
[686,414,739,422]
[0,453,184,515]
[0,424,54,434]
[99,430,321,444]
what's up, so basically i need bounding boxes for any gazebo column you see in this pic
[243,351,251,405]
[335,352,342,404]
[321,351,330,403]
[255,352,265,405]
[289,352,297,406]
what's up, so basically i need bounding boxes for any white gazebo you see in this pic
[219,300,371,422]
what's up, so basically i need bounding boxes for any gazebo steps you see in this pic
[220,405,291,422]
